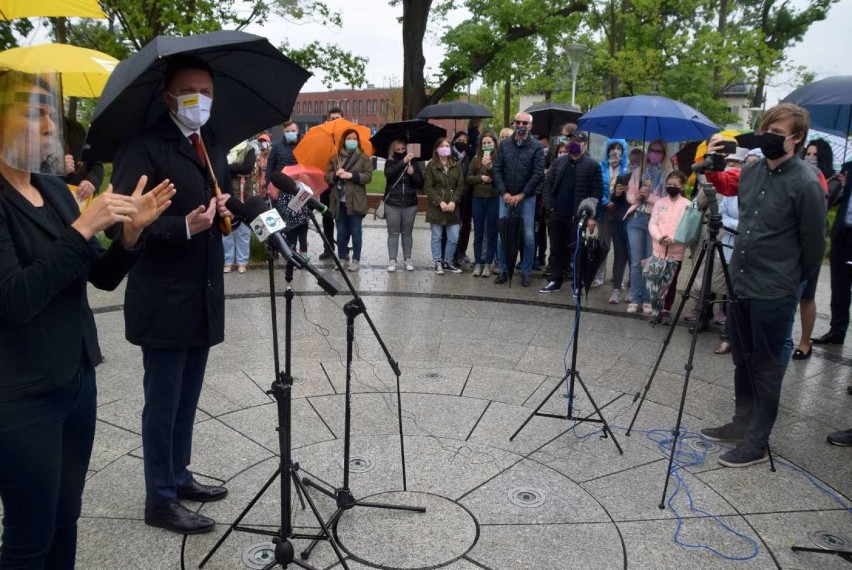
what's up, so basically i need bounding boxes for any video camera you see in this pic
[695,140,737,173]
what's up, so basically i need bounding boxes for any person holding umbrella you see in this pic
[108,55,235,535]
[624,139,672,314]
[383,139,423,272]
[646,171,691,322]
[423,137,465,274]
[325,128,372,272]
[0,70,175,566]
[492,112,546,287]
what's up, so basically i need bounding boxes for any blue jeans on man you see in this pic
[497,195,536,276]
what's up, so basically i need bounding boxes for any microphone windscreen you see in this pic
[243,195,270,220]
[224,196,249,221]
[270,171,298,196]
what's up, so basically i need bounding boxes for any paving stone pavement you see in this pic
[9,215,852,569]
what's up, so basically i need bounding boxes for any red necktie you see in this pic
[189,133,206,168]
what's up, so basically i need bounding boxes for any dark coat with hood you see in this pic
[423,158,464,225]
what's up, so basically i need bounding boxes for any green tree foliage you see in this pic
[0,19,33,50]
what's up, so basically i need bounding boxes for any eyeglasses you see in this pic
[514,120,530,126]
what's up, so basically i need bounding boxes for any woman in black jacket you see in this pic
[383,139,423,272]
[0,71,174,568]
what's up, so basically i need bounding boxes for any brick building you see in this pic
[291,87,464,157]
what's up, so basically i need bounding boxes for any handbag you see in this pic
[674,200,703,245]
[374,162,407,220]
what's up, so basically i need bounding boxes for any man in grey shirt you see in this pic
[701,103,826,467]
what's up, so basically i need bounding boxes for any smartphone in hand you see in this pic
[406,143,421,158]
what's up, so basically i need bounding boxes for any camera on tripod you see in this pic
[695,140,737,172]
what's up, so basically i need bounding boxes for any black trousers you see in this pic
[548,214,578,283]
[320,190,335,254]
[828,227,852,335]
[0,367,96,569]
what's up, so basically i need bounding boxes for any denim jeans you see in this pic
[141,346,209,508]
[626,212,652,304]
[497,195,536,276]
[222,222,251,266]
[336,202,364,261]
[611,217,631,289]
[471,196,499,265]
[729,295,798,451]
[431,223,459,262]
[0,367,96,569]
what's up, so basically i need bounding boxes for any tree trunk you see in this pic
[713,0,729,86]
[401,0,432,119]
[503,78,512,128]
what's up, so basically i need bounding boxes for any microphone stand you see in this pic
[199,242,348,569]
[510,211,623,455]
[298,209,425,562]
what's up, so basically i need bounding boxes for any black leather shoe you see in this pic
[791,347,812,360]
[145,502,215,534]
[318,251,332,261]
[812,332,845,345]
[177,480,228,502]
[494,272,508,285]
[522,274,531,287]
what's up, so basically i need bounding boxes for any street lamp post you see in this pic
[565,44,588,108]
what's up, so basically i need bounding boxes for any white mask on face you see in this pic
[168,92,212,130]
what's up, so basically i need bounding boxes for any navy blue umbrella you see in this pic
[782,76,852,139]
[577,95,719,142]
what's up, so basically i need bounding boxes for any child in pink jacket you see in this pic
[648,171,691,318]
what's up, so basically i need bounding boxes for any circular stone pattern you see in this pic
[335,491,478,569]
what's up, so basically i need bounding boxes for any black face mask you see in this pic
[665,186,681,197]
[453,142,468,153]
[393,151,406,160]
[758,132,792,160]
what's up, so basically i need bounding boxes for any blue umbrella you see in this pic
[577,95,719,142]
[782,76,852,162]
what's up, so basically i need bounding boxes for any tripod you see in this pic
[624,183,775,510]
[299,211,425,561]
[199,247,348,569]
[510,215,624,454]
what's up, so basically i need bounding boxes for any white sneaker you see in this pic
[387,259,397,272]
[434,261,444,275]
[591,278,604,288]
[471,264,482,277]
[481,265,491,278]
[627,303,639,314]
[348,260,360,272]
[608,289,622,304]
[642,303,652,315]
[404,259,415,271]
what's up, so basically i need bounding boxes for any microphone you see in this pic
[269,172,332,217]
[242,196,341,296]
[577,197,597,228]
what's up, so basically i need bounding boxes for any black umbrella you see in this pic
[575,229,609,299]
[369,119,446,158]
[498,208,522,286]
[84,30,310,162]
[524,102,583,137]
[415,101,492,120]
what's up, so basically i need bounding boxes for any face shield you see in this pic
[0,70,65,175]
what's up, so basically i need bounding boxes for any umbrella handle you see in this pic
[196,136,232,236]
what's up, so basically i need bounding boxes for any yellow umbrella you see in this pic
[0,43,118,98]
[0,0,105,19]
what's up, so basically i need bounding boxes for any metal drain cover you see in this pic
[687,438,720,454]
[242,543,276,569]
[808,530,852,552]
[419,371,444,380]
[339,456,374,473]
[508,487,546,508]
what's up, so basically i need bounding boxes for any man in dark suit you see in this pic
[110,55,233,535]
[813,166,852,346]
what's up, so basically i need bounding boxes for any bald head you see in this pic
[513,112,532,140]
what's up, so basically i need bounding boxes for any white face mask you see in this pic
[168,92,212,130]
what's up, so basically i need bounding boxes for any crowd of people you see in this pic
[2,55,850,570]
